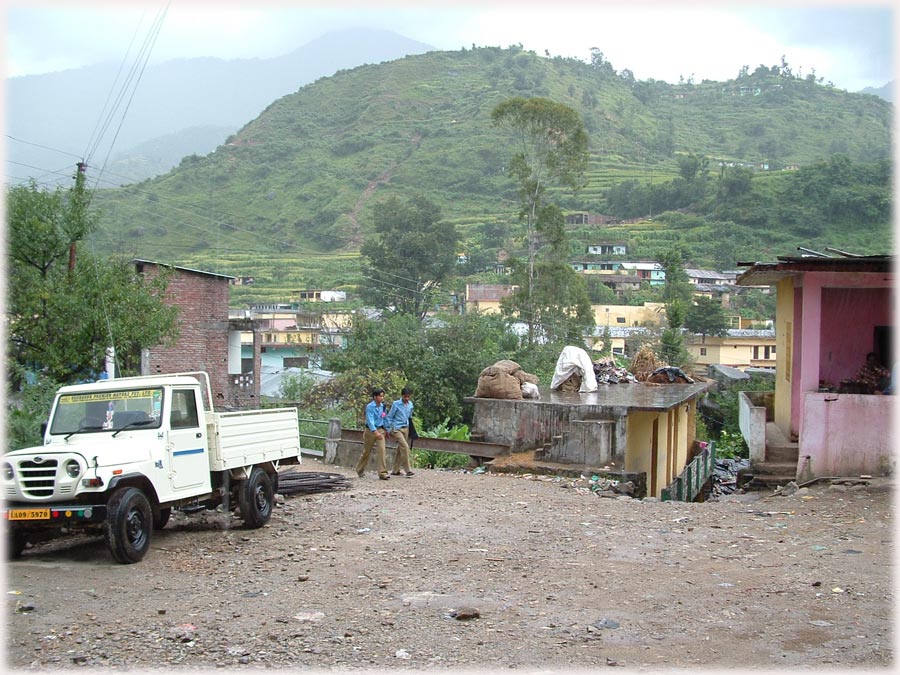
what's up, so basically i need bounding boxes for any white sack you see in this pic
[521,381,541,399]
[550,346,598,392]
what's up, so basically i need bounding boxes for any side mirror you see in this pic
[40,421,48,436]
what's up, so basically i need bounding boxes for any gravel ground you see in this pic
[5,459,894,672]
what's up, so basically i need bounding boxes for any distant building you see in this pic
[592,302,666,328]
[465,284,516,315]
[587,242,627,256]
[685,329,777,371]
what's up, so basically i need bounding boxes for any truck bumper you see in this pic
[2,503,108,527]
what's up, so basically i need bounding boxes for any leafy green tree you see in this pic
[7,180,179,385]
[684,296,730,339]
[500,204,594,343]
[360,195,458,319]
[654,248,692,367]
[491,97,589,343]
[321,313,518,429]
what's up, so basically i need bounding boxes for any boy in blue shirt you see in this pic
[386,387,415,477]
[357,388,389,480]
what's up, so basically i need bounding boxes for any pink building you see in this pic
[735,253,894,481]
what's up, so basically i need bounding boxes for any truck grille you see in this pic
[16,458,60,498]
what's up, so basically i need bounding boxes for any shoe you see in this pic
[390,471,401,476]
[356,470,365,478]
[378,473,390,480]
[405,471,415,477]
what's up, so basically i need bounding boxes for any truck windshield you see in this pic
[49,387,164,436]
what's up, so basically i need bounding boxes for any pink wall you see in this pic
[818,287,892,386]
[800,393,895,477]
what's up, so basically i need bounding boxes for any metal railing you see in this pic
[661,442,716,502]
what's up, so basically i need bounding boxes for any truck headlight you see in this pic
[2,463,13,480]
[64,459,81,479]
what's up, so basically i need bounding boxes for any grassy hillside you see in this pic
[89,47,892,304]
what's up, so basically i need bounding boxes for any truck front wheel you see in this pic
[105,487,152,564]
[7,530,27,559]
[239,468,273,529]
[154,507,171,530]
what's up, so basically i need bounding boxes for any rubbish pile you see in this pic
[710,458,750,498]
[474,359,540,400]
[646,366,695,384]
[592,356,637,384]
[629,344,662,382]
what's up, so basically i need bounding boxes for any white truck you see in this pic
[2,372,301,564]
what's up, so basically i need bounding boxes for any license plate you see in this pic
[7,508,50,521]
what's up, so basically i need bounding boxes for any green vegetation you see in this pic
[79,46,890,302]
[411,417,471,469]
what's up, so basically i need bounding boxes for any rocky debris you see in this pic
[6,460,893,671]
[448,607,480,620]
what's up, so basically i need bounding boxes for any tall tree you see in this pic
[360,195,458,319]
[685,296,730,340]
[655,248,692,367]
[500,204,594,343]
[491,97,589,343]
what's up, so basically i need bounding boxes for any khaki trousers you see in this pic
[357,429,387,476]
[390,426,411,473]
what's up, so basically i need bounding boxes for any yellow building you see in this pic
[465,284,516,315]
[592,302,666,328]
[686,329,776,371]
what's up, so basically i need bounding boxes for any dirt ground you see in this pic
[4,459,894,672]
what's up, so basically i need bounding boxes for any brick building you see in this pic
[133,259,262,410]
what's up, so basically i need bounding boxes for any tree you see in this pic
[321,313,518,429]
[654,248,692,367]
[359,195,458,319]
[491,97,589,343]
[500,204,594,343]
[7,179,179,386]
[685,296,729,340]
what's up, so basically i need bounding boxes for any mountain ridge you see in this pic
[6,28,435,186]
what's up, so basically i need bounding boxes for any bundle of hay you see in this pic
[630,345,662,382]
[474,360,539,400]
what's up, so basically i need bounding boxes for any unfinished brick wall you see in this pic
[137,261,260,410]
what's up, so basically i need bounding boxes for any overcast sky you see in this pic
[3,2,896,92]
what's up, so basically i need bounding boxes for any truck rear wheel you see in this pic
[239,468,273,529]
[105,487,152,564]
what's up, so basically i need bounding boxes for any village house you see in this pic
[685,329,777,371]
[466,382,710,500]
[232,304,352,371]
[586,242,628,256]
[734,251,894,483]
[133,259,262,409]
[592,302,666,328]
[586,326,655,357]
[464,283,516,315]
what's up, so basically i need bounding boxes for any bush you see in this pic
[411,416,471,469]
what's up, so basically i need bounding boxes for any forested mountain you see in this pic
[87,46,893,305]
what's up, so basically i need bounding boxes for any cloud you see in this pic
[4,4,894,90]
